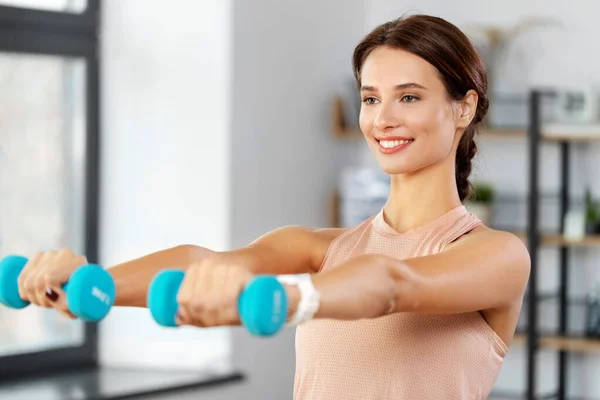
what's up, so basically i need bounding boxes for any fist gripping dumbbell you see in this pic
[147,270,289,336]
[0,255,116,321]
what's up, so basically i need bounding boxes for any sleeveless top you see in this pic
[293,205,508,400]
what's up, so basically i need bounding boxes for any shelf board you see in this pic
[540,335,600,352]
[511,232,600,247]
[480,128,527,138]
[513,333,600,353]
[541,234,600,247]
[479,126,600,142]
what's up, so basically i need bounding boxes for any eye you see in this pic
[362,97,379,105]
[401,95,419,103]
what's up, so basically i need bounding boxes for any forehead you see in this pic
[360,46,441,88]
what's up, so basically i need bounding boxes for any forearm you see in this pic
[109,245,214,307]
[309,255,417,320]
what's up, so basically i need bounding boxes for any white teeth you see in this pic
[379,139,412,148]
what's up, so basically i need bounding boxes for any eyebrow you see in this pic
[360,83,427,92]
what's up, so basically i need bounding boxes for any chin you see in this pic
[375,159,419,175]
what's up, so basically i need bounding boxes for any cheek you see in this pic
[358,107,374,134]
[413,103,455,144]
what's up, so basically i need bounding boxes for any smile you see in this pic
[376,138,414,154]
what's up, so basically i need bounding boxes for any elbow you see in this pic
[374,255,422,313]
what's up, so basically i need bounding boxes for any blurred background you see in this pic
[1,0,600,399]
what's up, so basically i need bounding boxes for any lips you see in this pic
[376,137,414,154]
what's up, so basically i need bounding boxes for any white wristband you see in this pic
[276,274,321,326]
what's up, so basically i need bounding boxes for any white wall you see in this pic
[98,0,233,372]
[229,0,366,397]
[97,1,367,397]
[366,2,600,397]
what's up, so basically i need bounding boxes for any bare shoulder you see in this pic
[446,225,531,284]
[448,225,528,252]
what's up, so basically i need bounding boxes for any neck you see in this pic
[383,161,462,233]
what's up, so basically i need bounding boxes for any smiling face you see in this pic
[358,46,465,176]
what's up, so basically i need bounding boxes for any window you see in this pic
[0,0,87,13]
[0,0,100,381]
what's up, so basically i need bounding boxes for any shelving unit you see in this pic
[524,89,600,400]
[330,91,600,399]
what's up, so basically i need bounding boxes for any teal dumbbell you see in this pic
[0,255,116,321]
[147,270,288,336]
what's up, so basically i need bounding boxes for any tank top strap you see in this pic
[371,205,483,254]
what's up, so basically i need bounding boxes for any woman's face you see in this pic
[358,46,473,176]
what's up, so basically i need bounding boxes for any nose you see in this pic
[374,101,400,132]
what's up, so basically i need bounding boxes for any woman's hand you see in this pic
[175,256,257,327]
[17,248,88,319]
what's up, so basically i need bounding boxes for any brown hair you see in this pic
[352,14,488,202]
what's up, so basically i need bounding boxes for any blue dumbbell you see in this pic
[0,255,116,321]
[147,270,288,336]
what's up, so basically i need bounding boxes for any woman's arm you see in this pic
[217,225,344,275]
[110,225,344,308]
[309,229,530,320]
[109,245,213,307]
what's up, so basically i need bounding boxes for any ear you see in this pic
[456,90,478,129]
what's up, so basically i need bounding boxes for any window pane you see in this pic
[0,0,87,13]
[0,52,87,356]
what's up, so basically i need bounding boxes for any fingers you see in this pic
[215,266,245,325]
[176,263,201,326]
[175,260,252,328]
[193,265,220,327]
[17,251,43,303]
[16,248,87,320]
[32,251,58,308]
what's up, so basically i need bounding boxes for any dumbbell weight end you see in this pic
[0,255,29,309]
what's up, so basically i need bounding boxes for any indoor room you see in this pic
[1,1,600,399]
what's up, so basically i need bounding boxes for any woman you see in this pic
[17,14,529,399]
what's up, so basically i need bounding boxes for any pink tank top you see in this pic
[293,205,508,400]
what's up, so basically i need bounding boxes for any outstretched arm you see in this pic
[111,226,344,307]
[310,229,530,320]
[109,245,213,307]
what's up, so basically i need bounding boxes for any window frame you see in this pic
[0,0,101,381]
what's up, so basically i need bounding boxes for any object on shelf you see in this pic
[338,167,389,228]
[331,96,362,140]
[585,284,600,339]
[464,182,495,226]
[552,87,599,124]
[584,187,600,234]
[463,18,562,126]
[335,78,360,130]
[486,92,555,129]
[563,209,587,241]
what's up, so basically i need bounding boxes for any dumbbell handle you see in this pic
[0,255,116,321]
[147,270,288,336]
